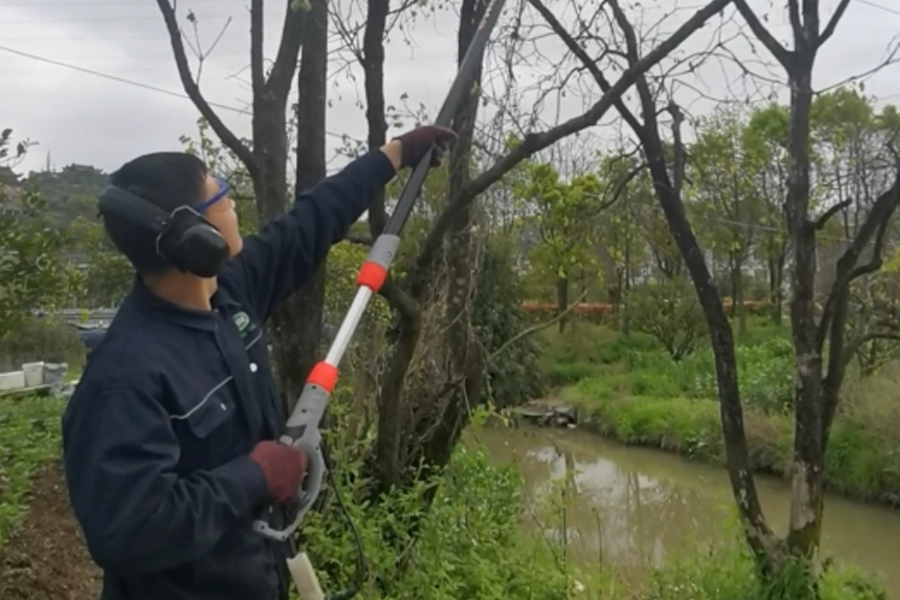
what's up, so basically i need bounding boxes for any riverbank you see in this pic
[542,321,900,508]
[0,393,890,599]
[474,423,899,599]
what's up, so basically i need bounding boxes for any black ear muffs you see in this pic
[98,187,230,278]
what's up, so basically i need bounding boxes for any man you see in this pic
[62,125,456,600]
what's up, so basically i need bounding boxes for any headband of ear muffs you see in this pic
[97,186,229,278]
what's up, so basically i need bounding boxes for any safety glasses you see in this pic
[195,175,230,214]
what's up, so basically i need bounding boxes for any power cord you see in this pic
[319,438,366,600]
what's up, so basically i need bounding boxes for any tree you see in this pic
[354,0,734,492]
[734,0,900,570]
[513,162,604,331]
[595,152,649,334]
[808,90,900,375]
[532,0,900,588]
[529,0,781,573]
[272,0,331,408]
[627,278,707,361]
[744,103,792,324]
[688,107,765,337]
[0,131,77,335]
[156,0,314,411]
[68,217,133,307]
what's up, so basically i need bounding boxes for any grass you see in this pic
[636,529,889,600]
[541,318,900,505]
[0,394,66,548]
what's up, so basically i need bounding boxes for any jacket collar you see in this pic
[128,276,240,331]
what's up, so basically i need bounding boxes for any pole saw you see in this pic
[251,0,510,598]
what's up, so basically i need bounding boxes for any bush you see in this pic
[473,240,546,408]
[0,317,86,373]
[626,278,709,361]
[543,324,795,415]
[298,440,581,600]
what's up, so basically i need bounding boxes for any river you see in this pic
[471,425,900,598]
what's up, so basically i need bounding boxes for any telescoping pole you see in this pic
[252,0,509,595]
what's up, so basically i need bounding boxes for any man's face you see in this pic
[200,173,243,258]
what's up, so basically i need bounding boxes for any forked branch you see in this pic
[156,0,259,177]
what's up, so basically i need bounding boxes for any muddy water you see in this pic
[471,425,900,598]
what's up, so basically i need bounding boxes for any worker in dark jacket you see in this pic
[61,125,456,600]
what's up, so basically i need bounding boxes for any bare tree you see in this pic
[352,0,733,490]
[276,0,331,407]
[733,0,900,561]
[533,0,900,582]
[156,0,328,411]
[526,0,785,567]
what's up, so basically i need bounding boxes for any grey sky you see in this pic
[2,0,899,176]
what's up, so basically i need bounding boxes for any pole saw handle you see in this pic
[252,376,332,542]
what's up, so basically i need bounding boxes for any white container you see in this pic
[0,370,26,391]
[22,362,46,388]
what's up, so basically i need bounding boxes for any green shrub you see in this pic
[546,326,795,414]
[0,317,86,373]
[474,239,546,408]
[298,441,580,600]
[627,278,709,361]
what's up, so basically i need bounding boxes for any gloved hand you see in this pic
[249,440,309,505]
[391,125,458,169]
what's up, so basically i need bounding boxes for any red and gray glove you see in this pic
[249,440,308,505]
[392,125,458,168]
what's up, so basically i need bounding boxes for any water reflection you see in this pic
[471,426,900,598]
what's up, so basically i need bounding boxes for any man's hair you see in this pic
[102,152,208,275]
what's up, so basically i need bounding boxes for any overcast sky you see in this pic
[2,0,900,177]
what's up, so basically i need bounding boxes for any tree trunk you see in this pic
[784,60,827,560]
[420,0,487,471]
[622,241,632,336]
[731,257,746,338]
[768,255,781,325]
[270,0,329,412]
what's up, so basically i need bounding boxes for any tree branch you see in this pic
[820,172,900,430]
[267,0,307,100]
[814,199,851,230]
[818,173,900,354]
[841,331,900,372]
[732,0,792,68]
[818,0,852,47]
[525,0,646,144]
[250,0,265,96]
[156,0,259,179]
[407,0,733,296]
[787,0,803,44]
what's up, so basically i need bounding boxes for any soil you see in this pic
[0,462,101,600]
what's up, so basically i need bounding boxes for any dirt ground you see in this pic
[0,463,101,600]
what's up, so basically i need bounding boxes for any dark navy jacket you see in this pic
[62,151,396,600]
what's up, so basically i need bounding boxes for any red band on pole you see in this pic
[356,261,388,293]
[307,361,339,393]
